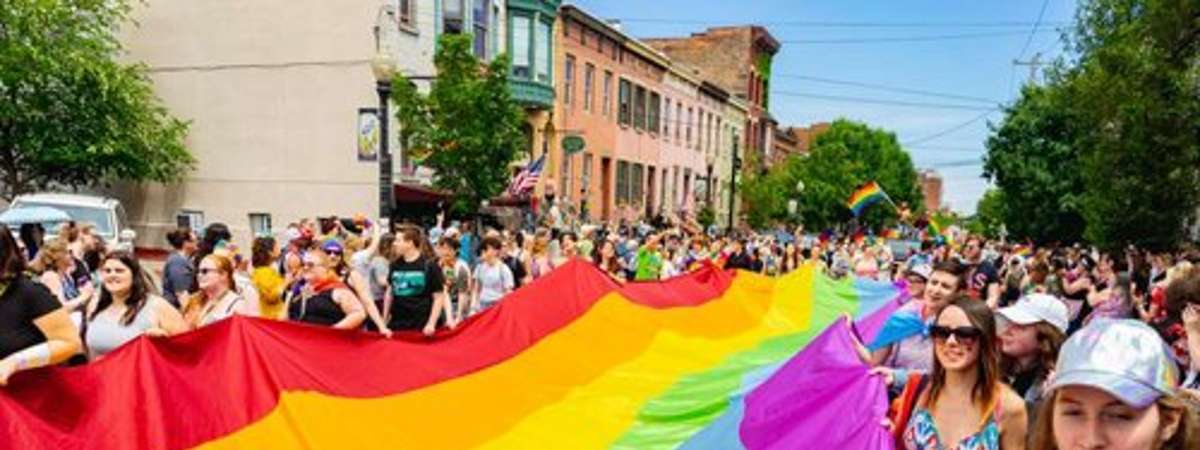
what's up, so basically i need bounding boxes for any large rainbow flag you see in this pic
[0,261,905,449]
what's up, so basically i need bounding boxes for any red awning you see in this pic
[393,183,449,204]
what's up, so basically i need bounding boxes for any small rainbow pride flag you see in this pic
[846,181,891,216]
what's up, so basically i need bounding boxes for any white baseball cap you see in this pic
[996,293,1070,334]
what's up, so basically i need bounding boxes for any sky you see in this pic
[568,0,1076,214]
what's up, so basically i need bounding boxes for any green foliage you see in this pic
[983,0,1199,250]
[0,0,192,199]
[392,35,526,215]
[967,189,1007,239]
[739,119,923,231]
[696,205,716,229]
[983,84,1087,244]
[1070,0,1200,251]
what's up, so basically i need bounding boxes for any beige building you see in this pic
[717,96,748,229]
[114,0,505,249]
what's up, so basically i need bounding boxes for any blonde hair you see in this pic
[29,239,69,274]
[184,254,237,320]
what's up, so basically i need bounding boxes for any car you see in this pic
[7,193,136,251]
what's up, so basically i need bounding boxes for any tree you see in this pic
[739,119,923,231]
[1068,0,1200,250]
[984,0,1199,250]
[982,83,1087,245]
[967,189,1007,239]
[0,0,192,200]
[392,35,526,215]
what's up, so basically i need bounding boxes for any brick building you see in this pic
[556,5,675,223]
[791,122,830,155]
[772,128,800,164]
[920,170,944,212]
[645,26,780,170]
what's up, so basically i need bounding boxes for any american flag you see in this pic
[507,154,546,197]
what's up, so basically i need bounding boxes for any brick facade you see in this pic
[920,170,944,212]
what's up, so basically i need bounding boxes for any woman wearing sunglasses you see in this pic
[183,254,247,328]
[286,248,365,329]
[881,297,1028,450]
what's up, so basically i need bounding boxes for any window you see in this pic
[686,107,693,146]
[535,20,551,82]
[602,71,613,116]
[399,0,416,29]
[176,210,204,233]
[663,96,671,137]
[648,92,661,134]
[704,112,711,151]
[580,28,588,46]
[710,118,720,153]
[560,151,572,199]
[582,153,593,190]
[563,54,575,107]
[697,109,704,150]
[616,160,630,204]
[631,163,645,205]
[583,63,594,112]
[510,15,531,78]
[443,0,464,34]
[633,85,646,130]
[249,213,272,237]
[676,102,682,142]
[618,79,631,125]
[472,0,488,58]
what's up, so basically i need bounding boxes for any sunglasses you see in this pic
[929,325,983,345]
[198,268,220,276]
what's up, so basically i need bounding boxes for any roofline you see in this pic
[700,81,730,101]
[560,5,672,70]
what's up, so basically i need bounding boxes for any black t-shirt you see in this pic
[70,257,91,291]
[288,289,346,327]
[504,255,527,289]
[726,251,753,270]
[0,277,63,359]
[388,256,444,330]
[967,261,1000,301]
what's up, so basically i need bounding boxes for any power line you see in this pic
[908,145,985,152]
[774,74,1002,104]
[773,91,997,111]
[779,29,1060,44]
[616,18,1072,29]
[923,159,985,169]
[902,110,998,146]
[1017,0,1052,60]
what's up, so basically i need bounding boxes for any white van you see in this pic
[8,193,136,251]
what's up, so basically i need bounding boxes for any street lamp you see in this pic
[371,48,397,223]
[728,139,741,233]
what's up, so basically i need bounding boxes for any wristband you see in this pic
[10,343,52,371]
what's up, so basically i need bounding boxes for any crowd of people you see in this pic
[3,210,1200,449]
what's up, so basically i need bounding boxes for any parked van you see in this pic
[8,193,136,251]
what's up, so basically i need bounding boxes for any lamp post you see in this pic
[371,48,398,223]
[728,137,741,233]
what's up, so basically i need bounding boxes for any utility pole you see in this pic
[1013,52,1045,84]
